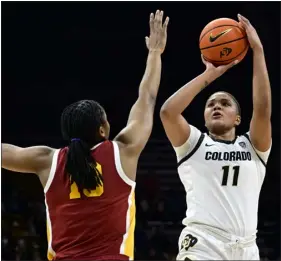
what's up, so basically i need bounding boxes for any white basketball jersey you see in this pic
[174,125,271,237]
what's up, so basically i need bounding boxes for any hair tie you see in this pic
[71,138,81,142]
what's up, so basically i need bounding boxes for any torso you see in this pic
[175,126,269,237]
[44,140,136,260]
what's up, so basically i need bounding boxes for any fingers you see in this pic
[201,54,207,65]
[156,10,163,30]
[220,60,239,72]
[229,59,239,68]
[152,10,160,31]
[238,14,252,29]
[149,13,154,33]
[163,16,169,32]
[145,36,149,48]
[201,54,214,67]
[238,14,250,24]
[150,10,168,32]
[238,21,245,30]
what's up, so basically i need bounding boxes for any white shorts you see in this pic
[177,224,259,260]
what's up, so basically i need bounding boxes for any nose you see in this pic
[213,103,222,111]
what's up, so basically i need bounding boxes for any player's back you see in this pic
[44,140,136,260]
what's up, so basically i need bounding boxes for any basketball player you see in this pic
[160,14,271,260]
[2,10,169,261]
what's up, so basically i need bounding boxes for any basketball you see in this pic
[199,18,249,66]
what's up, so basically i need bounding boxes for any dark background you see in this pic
[2,1,280,260]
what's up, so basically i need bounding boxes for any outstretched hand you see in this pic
[238,14,263,51]
[201,55,239,78]
[145,10,169,53]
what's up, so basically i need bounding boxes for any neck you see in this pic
[90,137,107,150]
[209,128,236,141]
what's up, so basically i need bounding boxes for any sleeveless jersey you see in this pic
[174,125,271,237]
[44,140,136,260]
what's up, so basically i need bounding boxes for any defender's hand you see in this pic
[145,10,169,53]
[201,55,239,79]
[238,14,263,51]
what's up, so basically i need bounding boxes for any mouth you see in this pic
[212,112,223,119]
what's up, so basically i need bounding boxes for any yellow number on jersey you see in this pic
[69,162,104,199]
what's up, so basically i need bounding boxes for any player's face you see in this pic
[204,93,241,135]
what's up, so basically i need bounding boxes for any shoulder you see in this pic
[27,146,57,171]
[173,125,205,162]
[110,140,137,185]
[239,132,272,164]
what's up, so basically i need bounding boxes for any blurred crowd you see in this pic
[1,165,280,261]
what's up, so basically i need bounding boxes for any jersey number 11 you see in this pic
[221,165,240,186]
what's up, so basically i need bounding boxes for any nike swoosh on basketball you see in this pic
[209,29,232,42]
[205,143,215,147]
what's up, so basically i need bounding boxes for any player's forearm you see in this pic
[161,70,216,116]
[252,48,271,118]
[138,50,162,101]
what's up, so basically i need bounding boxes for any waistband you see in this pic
[188,223,256,247]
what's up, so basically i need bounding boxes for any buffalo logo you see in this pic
[220,47,232,58]
[239,142,246,149]
[180,234,198,251]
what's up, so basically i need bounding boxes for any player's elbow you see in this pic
[160,104,173,120]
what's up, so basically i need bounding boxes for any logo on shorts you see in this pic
[239,141,246,148]
[181,234,198,251]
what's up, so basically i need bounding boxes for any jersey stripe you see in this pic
[243,133,266,167]
[44,150,59,260]
[44,149,60,193]
[178,133,205,167]
[120,188,136,260]
[45,198,56,260]
[112,141,136,187]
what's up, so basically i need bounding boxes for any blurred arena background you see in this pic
[1,1,280,260]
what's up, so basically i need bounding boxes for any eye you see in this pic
[222,101,230,106]
[207,102,214,107]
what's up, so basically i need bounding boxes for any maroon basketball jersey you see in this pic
[44,141,136,260]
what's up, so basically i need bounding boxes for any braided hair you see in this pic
[61,100,106,191]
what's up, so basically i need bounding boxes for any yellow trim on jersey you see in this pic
[45,198,56,261]
[124,192,136,259]
[119,190,136,260]
[46,220,55,260]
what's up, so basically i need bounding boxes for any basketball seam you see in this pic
[203,44,248,63]
[200,36,247,50]
[199,24,243,43]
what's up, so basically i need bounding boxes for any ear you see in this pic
[99,125,106,138]
[235,115,241,126]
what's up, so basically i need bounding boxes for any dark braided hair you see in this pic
[61,100,106,191]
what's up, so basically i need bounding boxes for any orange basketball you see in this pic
[199,18,249,66]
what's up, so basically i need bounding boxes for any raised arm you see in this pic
[114,10,169,155]
[2,143,54,175]
[238,14,272,152]
[160,56,238,147]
